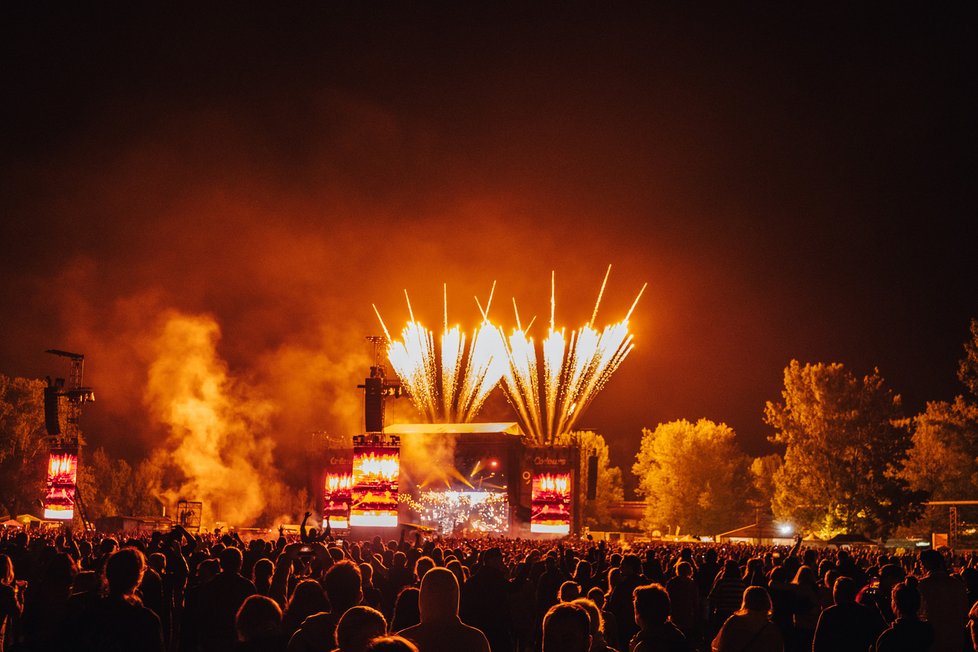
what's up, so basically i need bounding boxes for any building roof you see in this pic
[384,422,524,436]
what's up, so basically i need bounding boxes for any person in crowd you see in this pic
[631,583,690,652]
[235,594,286,651]
[786,565,819,652]
[588,586,619,650]
[288,560,362,652]
[391,587,421,632]
[194,545,258,652]
[398,567,491,652]
[0,555,24,652]
[666,561,700,644]
[459,547,514,652]
[916,549,968,652]
[542,602,592,652]
[333,606,387,652]
[710,585,783,652]
[282,579,329,639]
[607,554,647,646]
[365,636,419,652]
[875,580,935,652]
[78,547,165,651]
[559,580,583,602]
[571,597,618,652]
[709,559,746,638]
[812,576,885,652]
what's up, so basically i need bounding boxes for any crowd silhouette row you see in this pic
[2,522,978,652]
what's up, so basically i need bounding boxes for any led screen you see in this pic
[323,472,353,529]
[350,446,399,527]
[530,471,571,534]
[43,450,78,520]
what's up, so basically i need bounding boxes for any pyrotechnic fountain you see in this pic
[372,284,508,423]
[500,268,645,444]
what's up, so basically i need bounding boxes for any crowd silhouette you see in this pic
[1,523,977,652]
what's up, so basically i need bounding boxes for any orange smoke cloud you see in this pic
[145,311,284,525]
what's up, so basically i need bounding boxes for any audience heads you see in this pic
[335,606,387,652]
[633,583,671,628]
[105,548,146,597]
[919,549,945,572]
[571,597,604,637]
[253,557,274,580]
[739,586,772,615]
[542,602,592,652]
[676,561,693,578]
[235,595,282,642]
[891,581,921,618]
[0,555,13,585]
[218,546,243,574]
[558,580,582,602]
[197,558,221,583]
[289,579,329,613]
[324,560,363,609]
[419,567,460,621]
[392,587,421,631]
[621,554,642,576]
[365,636,419,652]
[833,576,857,605]
[586,586,606,608]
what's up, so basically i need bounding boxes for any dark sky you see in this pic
[2,5,976,492]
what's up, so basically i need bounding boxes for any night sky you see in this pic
[3,5,976,493]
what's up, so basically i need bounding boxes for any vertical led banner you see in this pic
[350,435,400,527]
[323,448,353,529]
[530,447,573,534]
[43,446,78,520]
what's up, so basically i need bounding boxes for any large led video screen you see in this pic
[350,445,399,527]
[43,449,78,520]
[323,472,353,529]
[530,471,571,534]
[416,490,509,534]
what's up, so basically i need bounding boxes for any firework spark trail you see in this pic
[375,286,508,423]
[499,269,644,444]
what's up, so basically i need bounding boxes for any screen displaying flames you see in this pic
[351,447,399,527]
[43,450,78,520]
[531,471,571,534]
[323,472,353,529]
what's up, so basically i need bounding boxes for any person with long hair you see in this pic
[0,555,23,652]
[711,586,783,652]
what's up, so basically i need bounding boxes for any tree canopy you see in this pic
[765,360,923,539]
[0,375,47,516]
[632,418,751,536]
[555,430,624,529]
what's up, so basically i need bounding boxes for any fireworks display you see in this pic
[374,285,508,423]
[350,444,400,527]
[43,449,78,520]
[376,268,644,443]
[530,471,572,534]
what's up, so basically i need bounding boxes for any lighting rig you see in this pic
[43,349,95,530]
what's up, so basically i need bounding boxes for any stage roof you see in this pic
[385,422,524,436]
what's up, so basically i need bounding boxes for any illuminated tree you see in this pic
[765,360,923,539]
[555,430,624,529]
[749,453,783,512]
[958,318,978,399]
[632,419,751,536]
[0,375,47,516]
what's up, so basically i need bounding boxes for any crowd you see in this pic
[1,520,978,652]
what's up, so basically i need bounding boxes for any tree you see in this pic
[749,453,783,513]
[959,318,978,399]
[632,419,751,536]
[0,375,47,516]
[765,360,924,539]
[555,430,624,529]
